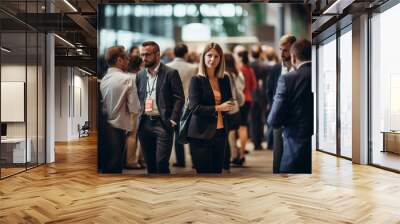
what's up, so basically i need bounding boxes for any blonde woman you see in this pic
[187,43,233,173]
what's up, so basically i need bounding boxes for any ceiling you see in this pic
[0,0,390,72]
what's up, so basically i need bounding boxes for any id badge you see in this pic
[145,99,153,112]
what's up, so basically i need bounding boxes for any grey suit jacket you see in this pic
[167,58,198,100]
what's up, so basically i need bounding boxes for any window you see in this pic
[0,1,47,179]
[370,3,400,171]
[317,37,337,154]
[339,29,352,158]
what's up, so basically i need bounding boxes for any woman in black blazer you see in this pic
[187,43,234,173]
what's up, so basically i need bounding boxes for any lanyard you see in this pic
[146,74,158,98]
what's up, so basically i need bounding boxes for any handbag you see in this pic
[177,104,199,144]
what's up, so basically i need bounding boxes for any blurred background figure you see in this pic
[260,45,279,150]
[161,47,175,64]
[127,55,142,74]
[187,51,200,64]
[224,53,245,171]
[125,55,146,170]
[130,45,140,58]
[167,43,198,168]
[233,50,257,166]
[249,44,268,151]
[261,45,280,66]
[233,45,246,68]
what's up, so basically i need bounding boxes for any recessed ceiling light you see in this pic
[63,0,78,12]
[323,0,354,15]
[1,47,11,53]
[54,34,75,48]
[78,67,92,76]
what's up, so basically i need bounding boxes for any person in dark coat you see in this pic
[266,34,297,173]
[267,39,313,173]
[187,43,233,174]
[136,41,185,174]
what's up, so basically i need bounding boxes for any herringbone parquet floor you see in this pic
[1,135,400,223]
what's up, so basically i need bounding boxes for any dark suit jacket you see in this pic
[187,74,232,140]
[266,63,282,107]
[136,63,185,130]
[267,62,313,173]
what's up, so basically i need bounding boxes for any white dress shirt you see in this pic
[145,62,160,116]
[100,67,141,131]
[281,62,295,76]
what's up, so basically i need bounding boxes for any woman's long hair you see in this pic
[224,53,238,77]
[238,50,250,66]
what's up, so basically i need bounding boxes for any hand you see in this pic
[217,101,234,112]
[170,120,177,128]
[258,79,263,88]
[266,104,271,112]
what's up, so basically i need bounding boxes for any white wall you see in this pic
[1,64,46,163]
[55,67,69,141]
[1,65,38,137]
[55,67,89,141]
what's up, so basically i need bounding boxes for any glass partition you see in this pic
[317,36,337,154]
[371,3,400,171]
[339,28,352,158]
[0,1,46,179]
[38,32,45,165]
[1,30,28,177]
[27,31,38,169]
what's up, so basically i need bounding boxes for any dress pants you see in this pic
[138,116,173,174]
[273,127,283,173]
[103,125,126,173]
[280,136,312,173]
[189,129,227,174]
[250,102,265,149]
[125,113,140,166]
[223,141,231,170]
[174,134,186,166]
[266,126,274,149]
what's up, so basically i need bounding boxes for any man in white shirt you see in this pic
[167,43,198,168]
[100,46,141,173]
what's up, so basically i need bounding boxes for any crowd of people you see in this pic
[99,34,313,174]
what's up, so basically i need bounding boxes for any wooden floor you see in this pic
[1,135,400,223]
[372,151,400,171]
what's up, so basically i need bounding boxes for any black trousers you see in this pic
[138,117,173,174]
[174,134,186,166]
[103,125,126,173]
[266,126,274,149]
[223,142,231,170]
[189,129,227,174]
[250,102,265,149]
[273,127,283,173]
